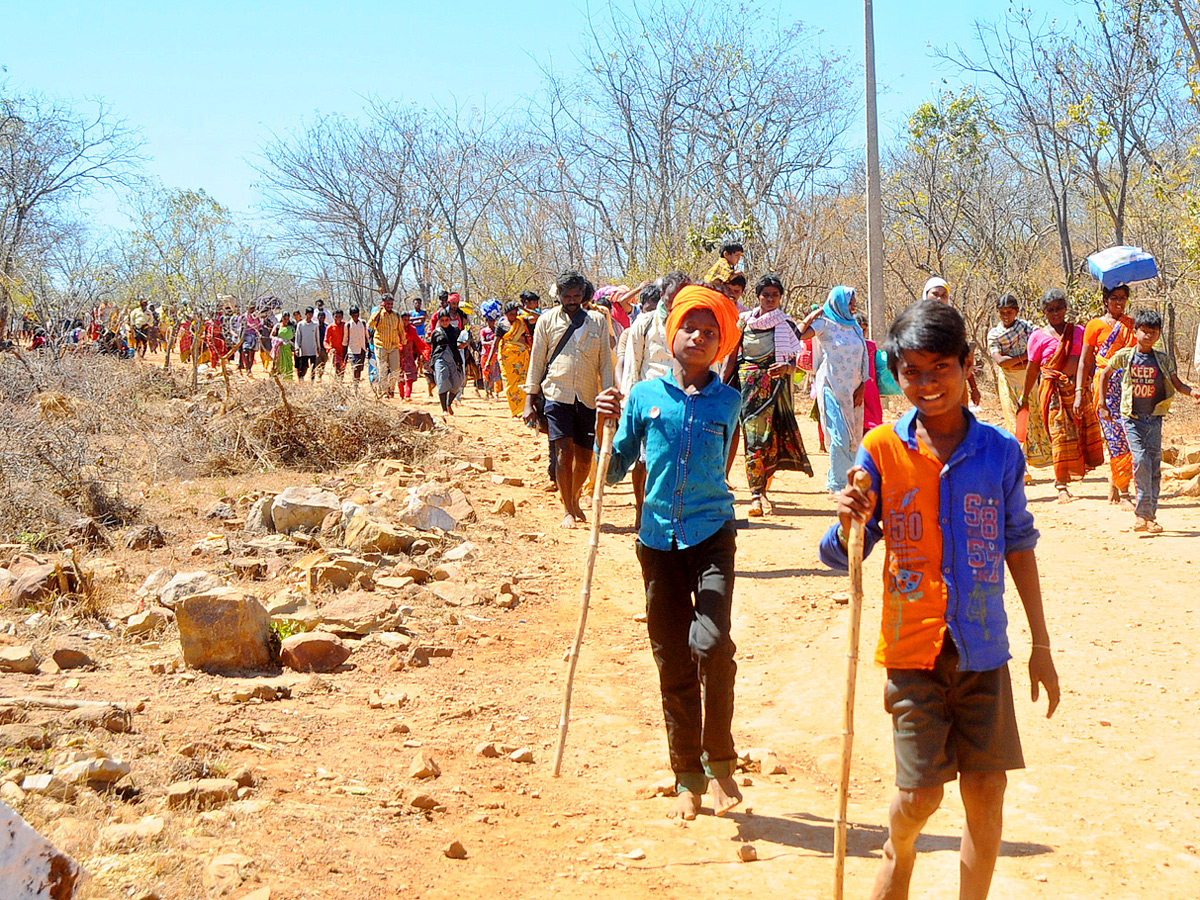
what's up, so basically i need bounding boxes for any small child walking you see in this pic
[595,285,744,820]
[820,299,1060,900]
[1099,308,1200,533]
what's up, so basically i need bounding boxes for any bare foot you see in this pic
[868,838,917,900]
[668,790,700,821]
[711,776,743,817]
[559,514,576,530]
[1119,494,1135,510]
[1056,487,1073,504]
[1107,484,1121,504]
[572,509,588,525]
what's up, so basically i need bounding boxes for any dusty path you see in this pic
[411,388,1200,900]
[6,374,1196,899]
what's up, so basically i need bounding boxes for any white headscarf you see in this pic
[922,277,950,300]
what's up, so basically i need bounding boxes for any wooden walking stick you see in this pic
[553,417,618,777]
[834,468,873,899]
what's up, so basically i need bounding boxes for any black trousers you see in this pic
[635,521,738,788]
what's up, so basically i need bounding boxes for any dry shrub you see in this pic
[163,380,437,476]
[0,349,194,543]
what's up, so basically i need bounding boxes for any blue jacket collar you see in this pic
[894,406,983,463]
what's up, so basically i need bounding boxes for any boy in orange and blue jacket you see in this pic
[820,299,1060,900]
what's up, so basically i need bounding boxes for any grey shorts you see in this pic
[885,637,1024,790]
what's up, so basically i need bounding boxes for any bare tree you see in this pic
[0,89,143,336]
[525,0,854,277]
[255,108,428,299]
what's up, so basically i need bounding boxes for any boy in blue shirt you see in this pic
[819,299,1060,900]
[1098,308,1200,533]
[595,284,744,820]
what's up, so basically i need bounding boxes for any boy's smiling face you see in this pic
[895,348,970,420]
[1135,325,1160,352]
[671,307,721,370]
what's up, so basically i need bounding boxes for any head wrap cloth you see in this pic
[665,285,742,361]
[922,277,949,298]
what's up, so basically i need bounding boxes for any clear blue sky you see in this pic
[3,0,1076,227]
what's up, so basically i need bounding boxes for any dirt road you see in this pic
[7,380,1197,899]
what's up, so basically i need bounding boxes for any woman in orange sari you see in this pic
[1077,284,1136,504]
[1019,289,1105,502]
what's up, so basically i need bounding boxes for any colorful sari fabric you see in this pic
[739,326,813,496]
[1085,316,1136,492]
[1035,325,1104,486]
[996,365,1053,468]
[498,316,530,417]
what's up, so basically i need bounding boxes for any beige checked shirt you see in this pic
[524,306,614,406]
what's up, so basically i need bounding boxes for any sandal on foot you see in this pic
[1146,520,1163,534]
[1133,517,1149,532]
[747,498,764,518]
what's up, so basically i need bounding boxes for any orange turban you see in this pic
[665,285,742,361]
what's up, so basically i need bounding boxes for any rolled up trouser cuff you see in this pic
[703,756,737,780]
[675,771,708,796]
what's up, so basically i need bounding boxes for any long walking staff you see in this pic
[834,469,873,899]
[553,417,618,777]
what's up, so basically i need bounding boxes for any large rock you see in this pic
[6,563,71,606]
[0,799,88,899]
[243,496,275,534]
[51,646,95,670]
[344,515,418,555]
[55,756,130,786]
[166,778,239,810]
[315,590,406,635]
[125,608,172,637]
[157,571,227,609]
[0,724,50,750]
[308,557,375,592]
[280,631,351,672]
[62,705,131,734]
[264,591,322,628]
[271,487,341,534]
[99,815,165,848]
[67,517,109,549]
[176,589,276,673]
[136,567,173,599]
[396,409,436,431]
[397,483,475,532]
[122,523,166,550]
[0,646,40,674]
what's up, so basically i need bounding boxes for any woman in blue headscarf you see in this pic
[797,286,871,492]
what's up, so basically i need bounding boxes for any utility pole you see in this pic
[864,0,886,336]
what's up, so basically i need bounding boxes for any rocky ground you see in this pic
[2,377,1199,900]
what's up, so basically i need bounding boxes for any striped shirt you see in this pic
[367,309,405,352]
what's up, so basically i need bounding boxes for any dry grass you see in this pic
[0,349,437,546]
[160,379,436,477]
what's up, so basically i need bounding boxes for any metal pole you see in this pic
[864,0,886,336]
